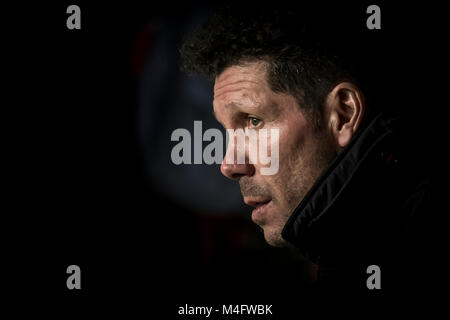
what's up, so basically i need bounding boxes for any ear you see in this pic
[325,82,366,150]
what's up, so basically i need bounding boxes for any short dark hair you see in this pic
[180,4,379,130]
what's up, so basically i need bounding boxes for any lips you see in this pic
[244,197,272,223]
[244,197,270,207]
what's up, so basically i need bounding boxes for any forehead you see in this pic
[213,62,270,104]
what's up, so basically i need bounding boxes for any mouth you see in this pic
[244,197,271,207]
[244,197,272,223]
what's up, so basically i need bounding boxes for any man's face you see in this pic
[213,62,336,246]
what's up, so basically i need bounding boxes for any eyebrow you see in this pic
[212,100,266,127]
[212,102,243,125]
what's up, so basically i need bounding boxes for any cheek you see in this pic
[278,116,310,163]
[267,117,312,198]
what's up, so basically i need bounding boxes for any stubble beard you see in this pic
[263,130,337,247]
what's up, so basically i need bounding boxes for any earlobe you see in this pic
[338,123,353,148]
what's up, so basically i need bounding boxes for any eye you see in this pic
[248,116,262,128]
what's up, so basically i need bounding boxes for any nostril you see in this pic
[220,163,255,180]
[231,173,246,180]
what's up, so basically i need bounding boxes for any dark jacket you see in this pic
[281,110,434,298]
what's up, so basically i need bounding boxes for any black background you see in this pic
[4,1,445,317]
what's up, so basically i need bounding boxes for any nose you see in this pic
[220,162,255,180]
[220,129,255,180]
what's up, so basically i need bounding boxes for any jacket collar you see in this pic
[281,111,396,259]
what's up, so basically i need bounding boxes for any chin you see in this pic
[262,227,289,247]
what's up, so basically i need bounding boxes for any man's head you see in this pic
[181,6,368,246]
